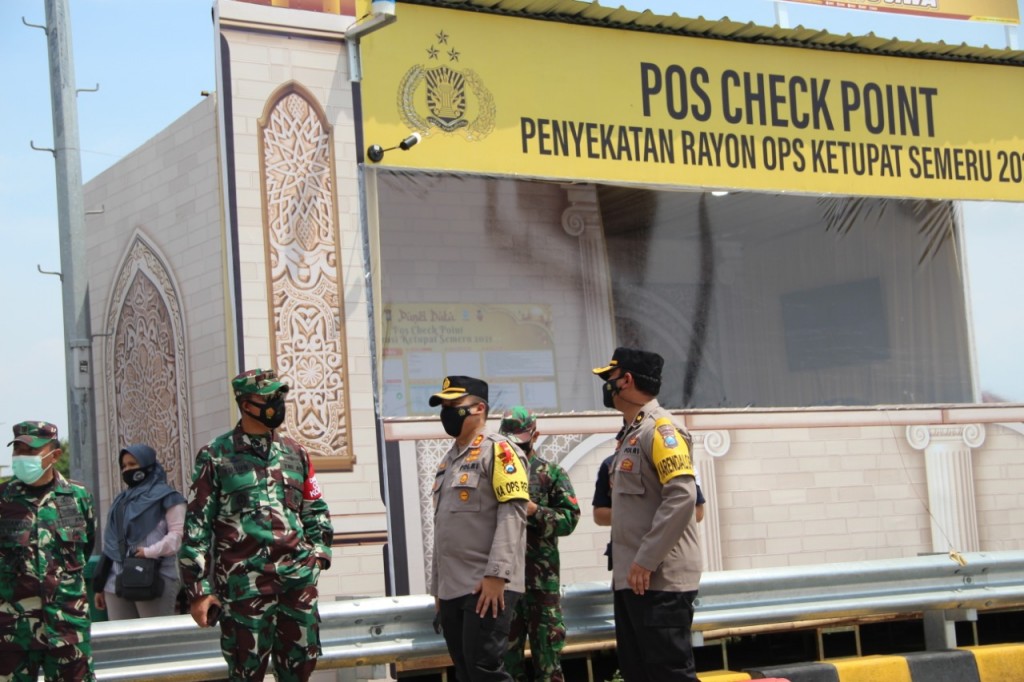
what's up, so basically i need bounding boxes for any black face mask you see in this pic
[440,404,477,437]
[602,376,624,408]
[122,467,149,488]
[248,395,287,429]
[515,440,533,455]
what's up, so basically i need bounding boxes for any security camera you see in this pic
[366,132,422,163]
[399,133,421,151]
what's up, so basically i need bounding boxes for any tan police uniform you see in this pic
[431,432,528,598]
[610,397,702,682]
[611,398,702,592]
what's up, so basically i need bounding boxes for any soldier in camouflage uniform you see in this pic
[0,421,96,682]
[179,369,333,682]
[499,407,580,682]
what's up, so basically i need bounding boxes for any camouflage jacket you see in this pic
[524,454,580,593]
[179,424,334,602]
[0,472,95,650]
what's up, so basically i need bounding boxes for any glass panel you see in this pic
[376,172,597,416]
[600,188,972,408]
[962,201,1024,404]
[375,169,999,416]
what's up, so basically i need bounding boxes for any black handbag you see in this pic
[115,545,165,602]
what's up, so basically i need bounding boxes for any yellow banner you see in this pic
[360,5,1024,202]
[780,0,1020,24]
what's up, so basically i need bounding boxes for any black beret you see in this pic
[592,347,664,383]
[428,375,489,407]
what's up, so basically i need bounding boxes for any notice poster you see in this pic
[382,303,557,416]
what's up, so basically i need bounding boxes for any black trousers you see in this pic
[439,591,521,682]
[614,588,698,682]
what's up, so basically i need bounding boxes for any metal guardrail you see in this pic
[92,550,1024,680]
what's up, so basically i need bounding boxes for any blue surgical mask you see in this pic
[12,454,50,485]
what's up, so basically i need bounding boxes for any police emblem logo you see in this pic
[657,424,678,448]
[459,473,469,484]
[442,377,451,390]
[620,458,634,472]
[398,29,496,143]
[504,463,516,474]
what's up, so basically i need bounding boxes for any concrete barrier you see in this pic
[743,645,1024,681]
[699,672,752,681]
[747,661,839,681]
[903,650,980,682]
[964,643,1024,682]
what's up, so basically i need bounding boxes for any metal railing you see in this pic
[92,550,1024,680]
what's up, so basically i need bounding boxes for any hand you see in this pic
[433,597,443,634]
[628,562,652,596]
[94,592,106,610]
[189,594,223,628]
[526,501,538,517]
[134,548,146,558]
[473,576,506,618]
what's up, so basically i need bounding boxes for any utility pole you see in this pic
[41,0,99,502]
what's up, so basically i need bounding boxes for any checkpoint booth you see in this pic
[353,0,1024,596]
[83,0,1024,645]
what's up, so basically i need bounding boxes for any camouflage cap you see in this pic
[231,368,290,398]
[499,406,537,441]
[7,421,59,449]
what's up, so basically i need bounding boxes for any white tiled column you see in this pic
[906,424,985,554]
[693,430,730,572]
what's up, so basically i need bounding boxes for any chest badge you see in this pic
[620,458,634,472]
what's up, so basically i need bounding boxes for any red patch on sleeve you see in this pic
[303,459,322,500]
[498,441,516,465]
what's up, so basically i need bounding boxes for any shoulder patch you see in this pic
[492,441,529,502]
[651,417,694,484]
[303,458,322,501]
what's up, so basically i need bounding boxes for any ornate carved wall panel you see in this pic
[259,82,354,470]
[104,233,192,494]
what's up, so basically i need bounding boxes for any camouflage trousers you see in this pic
[0,642,94,682]
[220,585,321,682]
[504,590,566,682]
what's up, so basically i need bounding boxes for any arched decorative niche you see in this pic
[103,230,192,494]
[258,81,354,470]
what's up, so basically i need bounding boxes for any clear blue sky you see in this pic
[1,0,1021,445]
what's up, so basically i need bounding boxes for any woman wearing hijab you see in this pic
[93,444,187,619]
